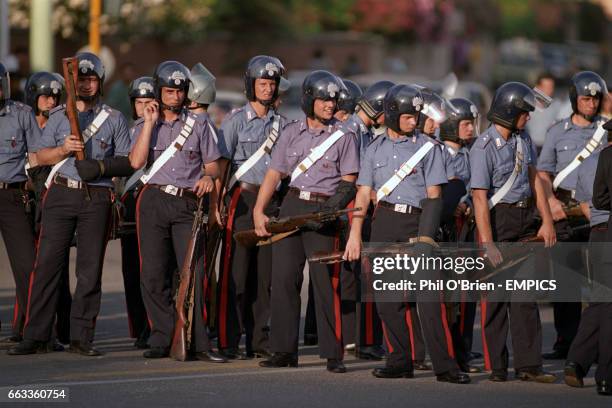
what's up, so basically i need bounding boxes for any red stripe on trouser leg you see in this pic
[459,301,466,336]
[381,322,393,353]
[440,303,455,358]
[365,302,373,345]
[218,187,241,348]
[24,185,52,329]
[12,298,18,330]
[405,305,416,360]
[135,185,154,333]
[480,297,492,371]
[332,236,342,345]
[202,255,208,323]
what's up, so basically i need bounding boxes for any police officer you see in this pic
[8,52,134,356]
[334,79,362,122]
[254,70,359,373]
[120,76,156,349]
[215,56,285,359]
[470,81,557,382]
[129,60,225,362]
[330,80,395,360]
[564,118,612,396]
[23,71,72,349]
[537,71,608,360]
[344,84,469,383]
[439,97,482,372]
[0,62,40,350]
[187,63,216,116]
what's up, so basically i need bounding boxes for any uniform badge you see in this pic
[327,83,340,98]
[79,59,95,74]
[265,63,279,77]
[50,80,61,95]
[11,138,16,148]
[100,141,108,149]
[170,71,187,86]
[587,82,602,96]
[470,104,478,118]
[412,96,423,111]
[495,137,502,148]
[138,82,154,95]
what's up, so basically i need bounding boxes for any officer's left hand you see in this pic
[75,159,102,181]
[537,222,557,248]
[454,202,469,218]
[193,176,214,197]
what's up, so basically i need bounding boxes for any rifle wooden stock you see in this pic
[234,207,361,247]
[170,198,206,361]
[61,57,85,161]
[308,250,346,264]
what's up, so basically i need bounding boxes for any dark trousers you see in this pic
[567,227,612,383]
[342,210,384,349]
[451,300,477,366]
[304,283,317,340]
[217,187,273,352]
[480,205,543,371]
[0,188,36,337]
[550,218,584,353]
[269,194,343,359]
[136,186,210,351]
[370,206,457,375]
[23,183,111,343]
[120,191,149,339]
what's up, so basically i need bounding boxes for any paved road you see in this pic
[0,241,609,407]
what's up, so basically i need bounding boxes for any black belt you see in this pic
[0,181,25,190]
[150,184,198,201]
[377,201,422,214]
[592,223,608,231]
[239,181,260,194]
[288,187,330,203]
[53,175,108,190]
[496,198,533,209]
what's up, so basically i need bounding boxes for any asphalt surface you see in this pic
[0,240,610,408]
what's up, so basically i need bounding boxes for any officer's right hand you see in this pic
[483,242,503,267]
[343,235,362,262]
[549,197,567,221]
[61,134,84,155]
[144,100,159,123]
[253,211,271,237]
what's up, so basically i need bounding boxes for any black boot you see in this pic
[259,352,298,368]
[7,339,48,355]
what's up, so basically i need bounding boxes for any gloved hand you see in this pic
[75,159,103,181]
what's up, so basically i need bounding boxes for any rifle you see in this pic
[204,159,232,330]
[170,197,207,361]
[234,207,361,247]
[61,57,89,199]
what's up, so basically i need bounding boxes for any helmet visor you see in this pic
[421,94,447,123]
[528,87,553,112]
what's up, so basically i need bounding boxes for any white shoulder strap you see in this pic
[123,116,196,191]
[376,141,434,201]
[488,136,524,209]
[552,121,606,190]
[290,129,345,182]
[228,115,280,189]
[44,107,112,188]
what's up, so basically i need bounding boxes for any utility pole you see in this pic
[30,0,53,71]
[89,0,101,55]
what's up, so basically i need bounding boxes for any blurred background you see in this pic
[0,0,611,145]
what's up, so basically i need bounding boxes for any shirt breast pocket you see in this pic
[287,146,305,171]
[556,142,579,165]
[93,133,113,160]
[319,149,339,173]
[492,163,514,188]
[237,131,259,157]
[181,143,201,165]
[1,132,25,155]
